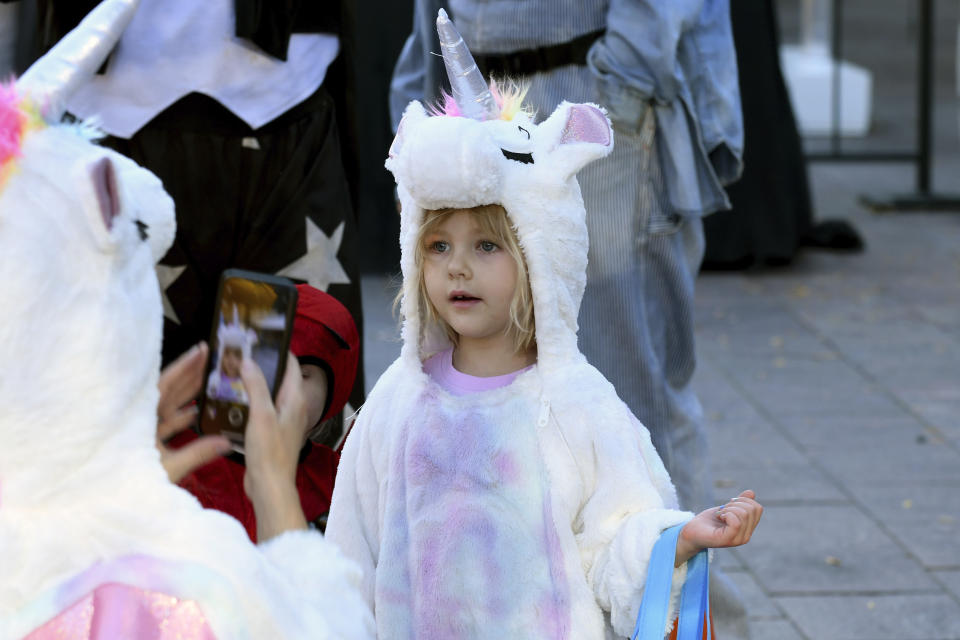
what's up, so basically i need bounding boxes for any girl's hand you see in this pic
[157,342,231,482]
[240,353,308,541]
[674,490,763,567]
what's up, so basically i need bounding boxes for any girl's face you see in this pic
[220,346,242,378]
[300,363,328,434]
[422,210,519,350]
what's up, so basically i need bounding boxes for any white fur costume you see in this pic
[0,2,373,638]
[325,11,692,639]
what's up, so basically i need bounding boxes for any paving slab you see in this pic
[776,595,960,640]
[694,369,848,502]
[709,436,845,503]
[806,426,960,489]
[747,618,806,640]
[847,486,960,569]
[776,415,927,450]
[935,571,960,601]
[695,307,827,359]
[694,361,764,424]
[712,548,744,572]
[895,388,960,444]
[918,305,960,339]
[725,568,782,619]
[739,505,935,594]
[714,355,903,418]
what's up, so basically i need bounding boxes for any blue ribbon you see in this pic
[631,524,710,640]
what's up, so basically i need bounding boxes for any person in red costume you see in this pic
[158,284,360,540]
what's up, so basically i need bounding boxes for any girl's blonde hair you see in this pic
[412,204,536,354]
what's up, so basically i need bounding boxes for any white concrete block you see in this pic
[781,44,873,137]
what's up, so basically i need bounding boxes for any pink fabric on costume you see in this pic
[423,348,533,396]
[559,104,611,146]
[0,82,26,166]
[24,582,217,640]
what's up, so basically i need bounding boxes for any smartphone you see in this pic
[198,269,298,451]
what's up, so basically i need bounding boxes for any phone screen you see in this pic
[198,270,298,449]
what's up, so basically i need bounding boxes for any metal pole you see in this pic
[831,0,843,154]
[821,0,960,212]
[916,0,933,193]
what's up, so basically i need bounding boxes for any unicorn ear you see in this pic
[535,102,614,180]
[387,101,428,161]
[559,104,612,147]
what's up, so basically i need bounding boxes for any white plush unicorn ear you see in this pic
[534,102,614,180]
[387,100,428,162]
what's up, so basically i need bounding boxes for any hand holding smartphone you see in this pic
[198,269,298,452]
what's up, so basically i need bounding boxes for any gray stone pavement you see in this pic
[358,154,960,638]
[691,157,960,639]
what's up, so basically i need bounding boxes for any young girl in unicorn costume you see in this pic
[326,9,762,640]
[0,2,372,638]
[206,308,256,405]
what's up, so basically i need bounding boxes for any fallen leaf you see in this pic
[902,499,913,509]
[825,556,842,567]
[866,601,876,610]
[769,336,784,348]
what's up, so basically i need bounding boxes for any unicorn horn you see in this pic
[436,8,499,121]
[16,0,140,119]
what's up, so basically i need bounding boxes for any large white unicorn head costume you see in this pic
[0,0,176,501]
[0,2,372,638]
[389,9,613,378]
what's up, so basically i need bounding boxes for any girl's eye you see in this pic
[429,240,449,253]
[478,240,498,253]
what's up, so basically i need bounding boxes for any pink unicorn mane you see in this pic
[0,82,26,168]
[0,81,44,188]
[429,78,532,121]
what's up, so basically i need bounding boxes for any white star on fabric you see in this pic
[156,264,186,324]
[277,218,350,291]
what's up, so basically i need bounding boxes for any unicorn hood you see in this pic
[0,2,373,638]
[388,9,613,377]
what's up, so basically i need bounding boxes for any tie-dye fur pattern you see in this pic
[377,381,569,639]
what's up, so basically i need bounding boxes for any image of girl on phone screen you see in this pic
[207,310,256,405]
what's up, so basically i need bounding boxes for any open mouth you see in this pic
[450,291,480,303]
